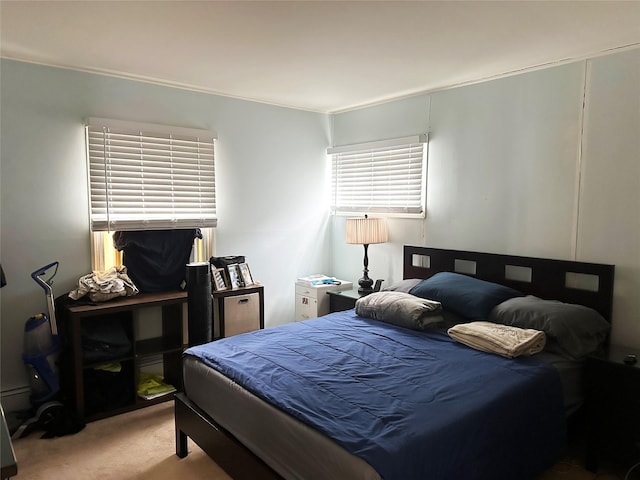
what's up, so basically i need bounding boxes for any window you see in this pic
[86,118,217,231]
[86,118,217,270]
[328,135,427,216]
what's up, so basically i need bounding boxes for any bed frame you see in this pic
[175,245,615,479]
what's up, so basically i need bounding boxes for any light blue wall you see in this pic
[331,49,640,350]
[578,49,640,348]
[0,59,331,409]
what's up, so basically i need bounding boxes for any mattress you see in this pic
[183,355,380,480]
[184,310,567,480]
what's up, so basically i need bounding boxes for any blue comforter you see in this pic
[185,310,565,480]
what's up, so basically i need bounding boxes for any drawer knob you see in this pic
[238,298,249,304]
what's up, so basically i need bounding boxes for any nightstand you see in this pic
[294,279,352,321]
[585,343,640,472]
[327,289,365,313]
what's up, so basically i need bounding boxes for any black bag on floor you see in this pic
[38,402,86,438]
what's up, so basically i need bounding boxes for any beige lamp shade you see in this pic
[345,216,388,245]
[345,215,387,294]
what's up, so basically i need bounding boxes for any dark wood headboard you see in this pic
[403,246,615,322]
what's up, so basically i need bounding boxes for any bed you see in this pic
[175,246,615,480]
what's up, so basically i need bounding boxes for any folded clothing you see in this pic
[68,265,138,302]
[137,372,176,400]
[81,316,132,362]
[448,321,546,358]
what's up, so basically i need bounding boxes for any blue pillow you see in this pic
[409,272,522,320]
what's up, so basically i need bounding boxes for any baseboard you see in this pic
[1,386,32,413]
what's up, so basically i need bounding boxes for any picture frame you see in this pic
[211,267,228,291]
[227,263,242,289]
[238,263,254,286]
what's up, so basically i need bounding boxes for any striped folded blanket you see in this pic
[448,321,546,358]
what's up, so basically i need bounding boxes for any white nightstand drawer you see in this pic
[295,284,321,299]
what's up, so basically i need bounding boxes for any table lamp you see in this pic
[345,215,388,295]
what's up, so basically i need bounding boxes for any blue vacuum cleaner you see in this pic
[12,262,85,439]
[23,262,61,405]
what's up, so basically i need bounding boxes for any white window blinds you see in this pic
[86,118,217,231]
[328,135,427,216]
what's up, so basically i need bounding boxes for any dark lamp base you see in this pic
[358,276,374,295]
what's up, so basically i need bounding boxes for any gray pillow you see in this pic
[489,295,610,359]
[381,278,466,327]
[355,291,444,331]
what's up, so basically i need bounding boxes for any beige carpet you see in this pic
[11,402,229,480]
[11,401,620,480]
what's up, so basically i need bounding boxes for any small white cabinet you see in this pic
[294,279,352,321]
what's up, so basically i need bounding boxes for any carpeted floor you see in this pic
[9,401,628,480]
[11,402,228,480]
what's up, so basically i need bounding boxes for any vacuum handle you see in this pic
[31,261,59,336]
[31,262,59,286]
[31,261,59,280]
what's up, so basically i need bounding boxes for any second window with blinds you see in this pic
[328,134,428,217]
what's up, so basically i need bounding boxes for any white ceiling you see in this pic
[1,1,639,113]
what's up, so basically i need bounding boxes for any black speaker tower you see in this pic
[186,262,212,346]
